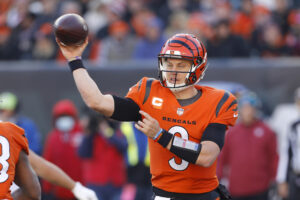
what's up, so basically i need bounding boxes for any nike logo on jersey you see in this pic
[233,113,238,118]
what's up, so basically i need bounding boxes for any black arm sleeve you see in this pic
[201,123,226,150]
[111,95,142,121]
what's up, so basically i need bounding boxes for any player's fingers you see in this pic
[134,122,143,132]
[137,120,146,128]
[139,110,152,120]
[142,117,151,125]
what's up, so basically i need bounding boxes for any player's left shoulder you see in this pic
[204,87,238,118]
[200,85,236,102]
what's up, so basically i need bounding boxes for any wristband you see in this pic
[68,56,82,62]
[170,136,202,164]
[156,129,173,148]
[68,58,85,72]
[153,128,162,141]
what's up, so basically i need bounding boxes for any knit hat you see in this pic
[0,92,18,111]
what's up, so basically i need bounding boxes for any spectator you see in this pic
[95,0,125,41]
[163,11,189,39]
[272,0,291,35]
[0,92,42,154]
[258,22,290,57]
[43,99,83,200]
[274,87,300,200]
[133,17,166,60]
[97,20,136,65]
[0,26,12,59]
[84,1,108,35]
[231,0,255,39]
[130,8,156,38]
[250,5,272,55]
[206,19,250,58]
[286,8,300,56]
[32,22,57,60]
[186,12,213,44]
[218,92,278,200]
[157,0,193,26]
[1,11,36,59]
[78,110,127,200]
[121,122,152,200]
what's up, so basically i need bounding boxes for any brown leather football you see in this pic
[54,13,88,46]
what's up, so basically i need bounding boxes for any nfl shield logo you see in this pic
[177,108,184,116]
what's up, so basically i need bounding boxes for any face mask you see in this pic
[55,116,75,132]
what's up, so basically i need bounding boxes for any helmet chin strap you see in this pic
[167,84,192,92]
[165,80,189,92]
[162,68,194,92]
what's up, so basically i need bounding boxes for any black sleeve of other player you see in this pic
[201,123,226,150]
[111,95,142,122]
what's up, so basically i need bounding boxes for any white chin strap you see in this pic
[166,80,189,92]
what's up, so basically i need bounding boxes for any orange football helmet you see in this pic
[158,33,207,89]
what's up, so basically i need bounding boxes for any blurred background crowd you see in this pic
[0,0,299,63]
[1,0,300,200]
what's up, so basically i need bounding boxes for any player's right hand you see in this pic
[56,37,88,61]
[72,182,98,200]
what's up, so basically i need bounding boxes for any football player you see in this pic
[57,33,238,200]
[0,122,41,200]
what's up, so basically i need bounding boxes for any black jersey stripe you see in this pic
[137,79,143,91]
[143,79,154,104]
[199,42,205,57]
[215,92,230,117]
[226,99,237,111]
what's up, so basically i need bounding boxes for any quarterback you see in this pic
[57,33,238,200]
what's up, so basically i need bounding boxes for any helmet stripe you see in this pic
[168,40,194,57]
[176,36,200,57]
[199,42,205,57]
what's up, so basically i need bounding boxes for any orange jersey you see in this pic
[126,77,237,194]
[0,122,29,200]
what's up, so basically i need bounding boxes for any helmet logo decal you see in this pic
[166,50,181,55]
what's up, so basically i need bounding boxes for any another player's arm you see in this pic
[13,151,41,200]
[29,150,98,200]
[136,111,224,167]
[29,150,75,190]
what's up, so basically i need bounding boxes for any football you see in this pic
[54,13,88,46]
